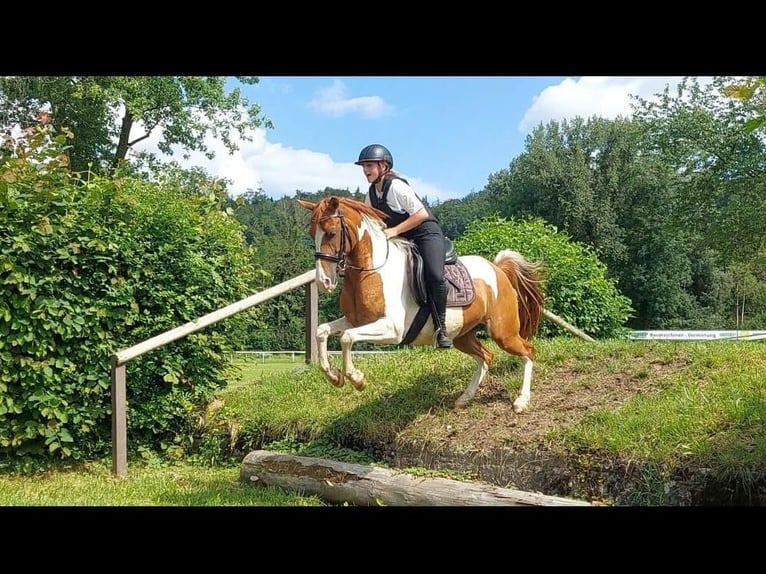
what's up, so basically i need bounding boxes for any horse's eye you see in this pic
[325,230,337,240]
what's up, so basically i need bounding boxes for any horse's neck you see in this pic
[354,215,391,270]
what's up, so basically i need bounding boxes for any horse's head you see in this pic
[297,196,356,292]
[297,196,388,292]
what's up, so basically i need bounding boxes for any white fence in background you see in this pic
[231,331,766,362]
[629,330,766,341]
[227,350,396,362]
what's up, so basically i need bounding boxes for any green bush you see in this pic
[0,121,264,465]
[455,216,634,339]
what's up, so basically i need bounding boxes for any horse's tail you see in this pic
[493,249,545,340]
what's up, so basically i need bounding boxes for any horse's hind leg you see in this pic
[491,330,536,413]
[452,330,494,409]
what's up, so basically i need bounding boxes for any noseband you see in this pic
[314,209,389,272]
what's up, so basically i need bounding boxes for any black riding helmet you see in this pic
[355,144,393,168]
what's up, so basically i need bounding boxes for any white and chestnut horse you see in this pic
[297,196,544,412]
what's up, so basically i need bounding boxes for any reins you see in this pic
[314,210,389,272]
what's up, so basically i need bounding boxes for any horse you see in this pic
[297,195,545,412]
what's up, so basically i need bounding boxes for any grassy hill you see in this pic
[2,337,763,506]
[206,337,766,505]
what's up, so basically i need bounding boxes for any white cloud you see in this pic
[308,79,394,119]
[129,99,458,202]
[518,76,714,134]
[131,126,372,198]
[127,79,416,200]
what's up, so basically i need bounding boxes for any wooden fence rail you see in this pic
[109,270,316,478]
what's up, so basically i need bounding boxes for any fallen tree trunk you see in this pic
[240,450,591,507]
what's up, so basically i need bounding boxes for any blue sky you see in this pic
[133,76,705,203]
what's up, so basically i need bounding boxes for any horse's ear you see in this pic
[296,199,316,211]
[328,196,340,210]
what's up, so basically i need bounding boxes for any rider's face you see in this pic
[360,161,386,183]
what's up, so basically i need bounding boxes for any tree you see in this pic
[432,191,496,239]
[482,115,715,329]
[631,76,766,264]
[0,118,265,463]
[0,76,272,175]
[723,76,766,134]
[455,216,634,339]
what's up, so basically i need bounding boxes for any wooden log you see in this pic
[240,450,592,507]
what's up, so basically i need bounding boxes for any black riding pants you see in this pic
[403,221,447,319]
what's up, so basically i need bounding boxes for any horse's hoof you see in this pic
[326,368,344,388]
[454,397,469,409]
[512,397,529,413]
[349,372,366,391]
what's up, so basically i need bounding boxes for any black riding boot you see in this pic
[430,280,453,349]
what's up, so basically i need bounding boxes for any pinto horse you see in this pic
[297,196,545,412]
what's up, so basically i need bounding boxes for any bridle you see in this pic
[313,209,389,272]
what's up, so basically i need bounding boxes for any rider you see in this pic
[355,144,453,349]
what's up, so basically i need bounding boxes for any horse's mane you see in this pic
[319,196,389,228]
[313,196,415,256]
[334,197,415,255]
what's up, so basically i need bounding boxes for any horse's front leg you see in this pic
[317,317,352,388]
[339,317,401,391]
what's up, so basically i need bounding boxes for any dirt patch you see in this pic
[378,357,703,504]
[396,357,679,453]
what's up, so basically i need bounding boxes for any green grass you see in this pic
[0,458,326,506]
[226,353,310,390]
[555,342,766,477]
[216,345,474,447]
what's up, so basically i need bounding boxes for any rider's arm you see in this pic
[387,207,429,238]
[385,179,429,238]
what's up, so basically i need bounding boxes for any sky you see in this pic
[131,76,706,203]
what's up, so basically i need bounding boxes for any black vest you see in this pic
[368,175,437,231]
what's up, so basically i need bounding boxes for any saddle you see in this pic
[408,237,475,307]
[400,237,475,346]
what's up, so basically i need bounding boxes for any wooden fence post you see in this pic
[305,280,318,365]
[111,356,127,479]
